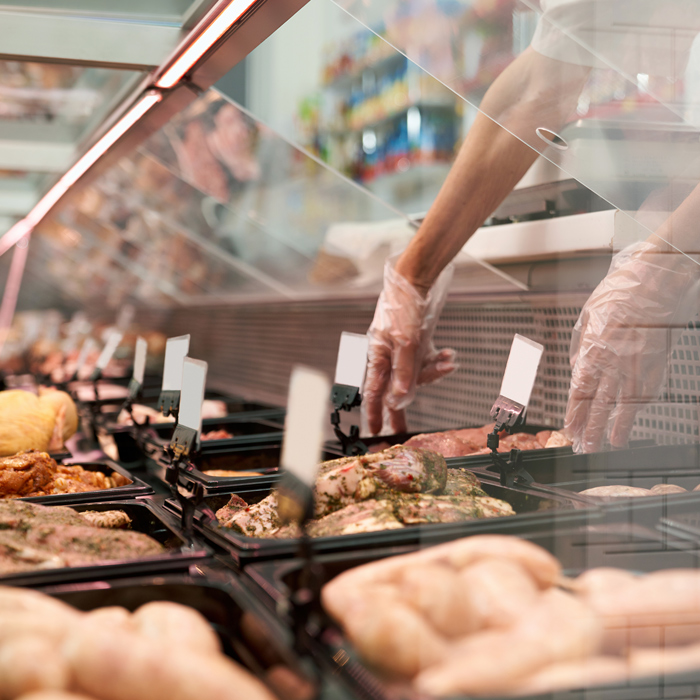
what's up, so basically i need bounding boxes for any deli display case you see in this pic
[1,0,700,699]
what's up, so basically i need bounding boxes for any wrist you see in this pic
[394,255,433,297]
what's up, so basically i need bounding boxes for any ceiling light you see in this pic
[0,92,162,258]
[156,0,260,89]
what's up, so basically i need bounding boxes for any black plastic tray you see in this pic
[0,499,211,587]
[106,409,285,465]
[18,458,152,505]
[39,566,328,699]
[246,525,700,700]
[179,473,598,564]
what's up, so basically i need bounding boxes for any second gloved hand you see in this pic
[364,258,457,435]
[565,241,700,453]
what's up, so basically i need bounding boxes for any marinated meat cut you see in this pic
[315,445,447,517]
[201,429,234,441]
[308,500,404,537]
[215,450,515,539]
[404,424,572,459]
[0,451,131,499]
[392,493,515,524]
[80,510,132,529]
[0,500,163,574]
[0,451,55,497]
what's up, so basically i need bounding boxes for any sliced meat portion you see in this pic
[79,511,132,529]
[214,494,248,524]
[443,468,487,497]
[650,484,687,495]
[392,493,514,525]
[307,500,403,537]
[363,445,447,494]
[219,493,280,537]
[579,486,652,499]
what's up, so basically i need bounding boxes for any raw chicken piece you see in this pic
[650,483,687,495]
[544,430,572,448]
[579,485,652,499]
[414,589,602,696]
[403,432,474,458]
[457,557,540,630]
[510,656,630,696]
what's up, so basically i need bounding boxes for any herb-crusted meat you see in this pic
[215,447,516,539]
[0,500,164,574]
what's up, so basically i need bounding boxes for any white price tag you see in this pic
[282,366,330,487]
[75,338,97,375]
[499,334,544,408]
[162,335,190,391]
[96,331,123,371]
[133,337,148,386]
[334,332,369,389]
[179,358,208,434]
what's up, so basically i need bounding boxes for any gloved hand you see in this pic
[565,241,700,453]
[364,257,457,435]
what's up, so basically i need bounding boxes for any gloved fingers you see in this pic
[565,344,606,448]
[363,342,392,435]
[581,371,621,453]
[386,340,418,411]
[387,406,408,434]
[417,347,457,386]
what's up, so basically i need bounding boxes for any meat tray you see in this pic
[38,566,331,700]
[107,409,285,465]
[1,499,211,587]
[19,458,153,505]
[171,474,600,564]
[245,524,700,700]
[465,443,700,531]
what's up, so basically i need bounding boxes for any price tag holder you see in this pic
[158,334,190,417]
[278,366,330,525]
[490,334,544,430]
[330,332,369,455]
[74,338,97,380]
[488,334,544,488]
[128,337,148,399]
[90,330,123,381]
[170,357,207,459]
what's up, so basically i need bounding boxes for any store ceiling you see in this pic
[0,0,220,234]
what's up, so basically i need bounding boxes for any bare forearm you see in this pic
[396,48,590,291]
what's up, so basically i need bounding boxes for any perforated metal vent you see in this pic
[141,295,700,443]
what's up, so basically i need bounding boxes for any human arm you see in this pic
[365,49,591,434]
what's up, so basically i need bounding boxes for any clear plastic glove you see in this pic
[364,257,457,435]
[565,241,700,453]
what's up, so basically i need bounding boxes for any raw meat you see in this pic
[201,430,234,441]
[215,448,515,539]
[650,484,687,495]
[314,445,447,517]
[579,485,652,499]
[403,423,572,459]
[0,500,163,574]
[0,452,131,499]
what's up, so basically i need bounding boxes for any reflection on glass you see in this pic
[0,60,139,128]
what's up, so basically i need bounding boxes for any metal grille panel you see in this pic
[142,296,700,443]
